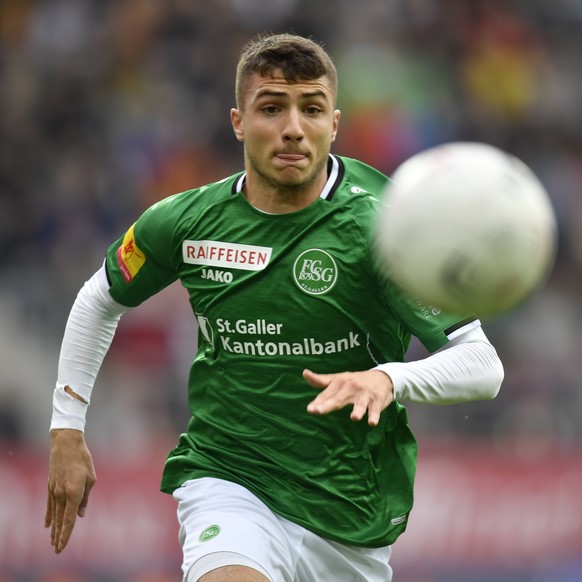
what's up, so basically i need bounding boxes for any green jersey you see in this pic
[105,155,467,547]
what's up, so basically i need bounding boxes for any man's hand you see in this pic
[45,428,96,554]
[303,369,394,427]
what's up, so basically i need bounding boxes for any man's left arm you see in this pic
[303,326,504,425]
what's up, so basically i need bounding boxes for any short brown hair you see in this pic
[235,33,338,108]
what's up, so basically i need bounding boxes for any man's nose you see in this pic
[283,109,304,141]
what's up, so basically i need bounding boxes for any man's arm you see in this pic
[304,325,504,425]
[374,325,504,405]
[46,265,129,553]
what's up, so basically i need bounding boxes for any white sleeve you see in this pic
[50,264,130,432]
[374,324,504,404]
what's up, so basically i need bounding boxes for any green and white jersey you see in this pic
[105,155,468,547]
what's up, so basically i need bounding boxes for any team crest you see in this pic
[293,249,338,296]
[199,524,221,542]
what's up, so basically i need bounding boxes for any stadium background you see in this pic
[1,1,581,580]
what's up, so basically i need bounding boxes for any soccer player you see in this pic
[46,33,504,581]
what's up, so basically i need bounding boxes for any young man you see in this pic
[46,33,504,581]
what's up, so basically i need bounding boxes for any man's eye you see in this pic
[262,106,279,114]
[305,106,322,115]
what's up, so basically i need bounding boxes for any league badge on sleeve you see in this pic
[117,223,146,283]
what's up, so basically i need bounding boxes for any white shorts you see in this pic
[172,477,393,582]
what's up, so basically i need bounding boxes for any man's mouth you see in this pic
[275,153,308,161]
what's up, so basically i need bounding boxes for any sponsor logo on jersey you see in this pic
[197,316,362,358]
[182,240,272,271]
[116,223,146,283]
[219,331,361,356]
[293,249,338,295]
[416,300,442,319]
[196,313,214,348]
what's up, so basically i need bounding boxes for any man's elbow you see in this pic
[483,353,504,400]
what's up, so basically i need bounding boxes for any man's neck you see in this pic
[241,163,330,214]
[243,181,324,214]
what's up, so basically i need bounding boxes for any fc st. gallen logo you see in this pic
[293,249,338,296]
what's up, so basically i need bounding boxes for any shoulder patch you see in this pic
[117,223,146,283]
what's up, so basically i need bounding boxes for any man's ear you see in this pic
[231,108,244,142]
[331,109,341,142]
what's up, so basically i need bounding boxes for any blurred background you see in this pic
[1,0,581,580]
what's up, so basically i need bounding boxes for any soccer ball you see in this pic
[373,142,557,317]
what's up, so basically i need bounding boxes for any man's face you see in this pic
[231,71,340,194]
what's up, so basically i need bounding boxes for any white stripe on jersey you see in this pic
[234,154,339,201]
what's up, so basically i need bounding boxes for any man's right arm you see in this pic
[51,264,129,431]
[46,264,129,553]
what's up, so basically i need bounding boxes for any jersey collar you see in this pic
[232,154,344,201]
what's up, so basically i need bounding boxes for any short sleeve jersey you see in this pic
[105,155,469,547]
